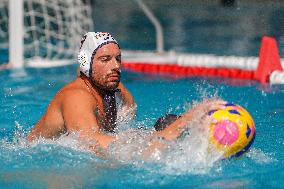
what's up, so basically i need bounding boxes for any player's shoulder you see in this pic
[57,78,94,102]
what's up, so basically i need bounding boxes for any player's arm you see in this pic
[27,97,65,141]
[154,100,227,141]
[140,100,228,158]
[62,90,116,150]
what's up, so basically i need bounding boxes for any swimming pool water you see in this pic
[0,65,283,188]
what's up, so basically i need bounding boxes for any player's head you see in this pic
[78,32,121,91]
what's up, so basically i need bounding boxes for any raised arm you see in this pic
[154,99,227,141]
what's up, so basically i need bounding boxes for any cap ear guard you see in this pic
[78,51,90,77]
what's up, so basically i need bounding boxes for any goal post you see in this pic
[1,0,93,68]
[9,0,24,68]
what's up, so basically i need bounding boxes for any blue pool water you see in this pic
[0,65,283,188]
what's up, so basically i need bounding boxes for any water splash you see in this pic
[108,109,225,175]
[246,148,275,164]
[0,99,262,177]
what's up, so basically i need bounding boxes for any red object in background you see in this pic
[255,36,283,84]
[122,62,254,80]
[122,36,284,83]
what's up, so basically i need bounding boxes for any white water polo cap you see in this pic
[78,32,119,77]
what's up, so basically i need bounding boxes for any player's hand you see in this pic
[184,99,227,120]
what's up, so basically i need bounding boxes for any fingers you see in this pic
[184,99,228,122]
[186,99,227,121]
[197,100,226,112]
[206,101,226,111]
[197,115,217,131]
[204,99,227,106]
[200,100,227,124]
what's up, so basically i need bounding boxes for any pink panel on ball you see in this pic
[213,120,239,145]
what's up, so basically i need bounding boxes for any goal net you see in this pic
[0,0,93,67]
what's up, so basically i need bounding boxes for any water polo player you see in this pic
[27,31,226,156]
[27,32,136,149]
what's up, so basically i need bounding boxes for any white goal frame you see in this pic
[9,0,24,68]
[4,0,93,68]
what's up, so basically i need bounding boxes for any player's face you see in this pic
[91,43,121,91]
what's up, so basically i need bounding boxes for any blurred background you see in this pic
[1,0,284,64]
[91,0,284,56]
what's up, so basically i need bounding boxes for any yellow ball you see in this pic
[208,102,256,158]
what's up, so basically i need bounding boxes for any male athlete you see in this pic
[27,32,225,154]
